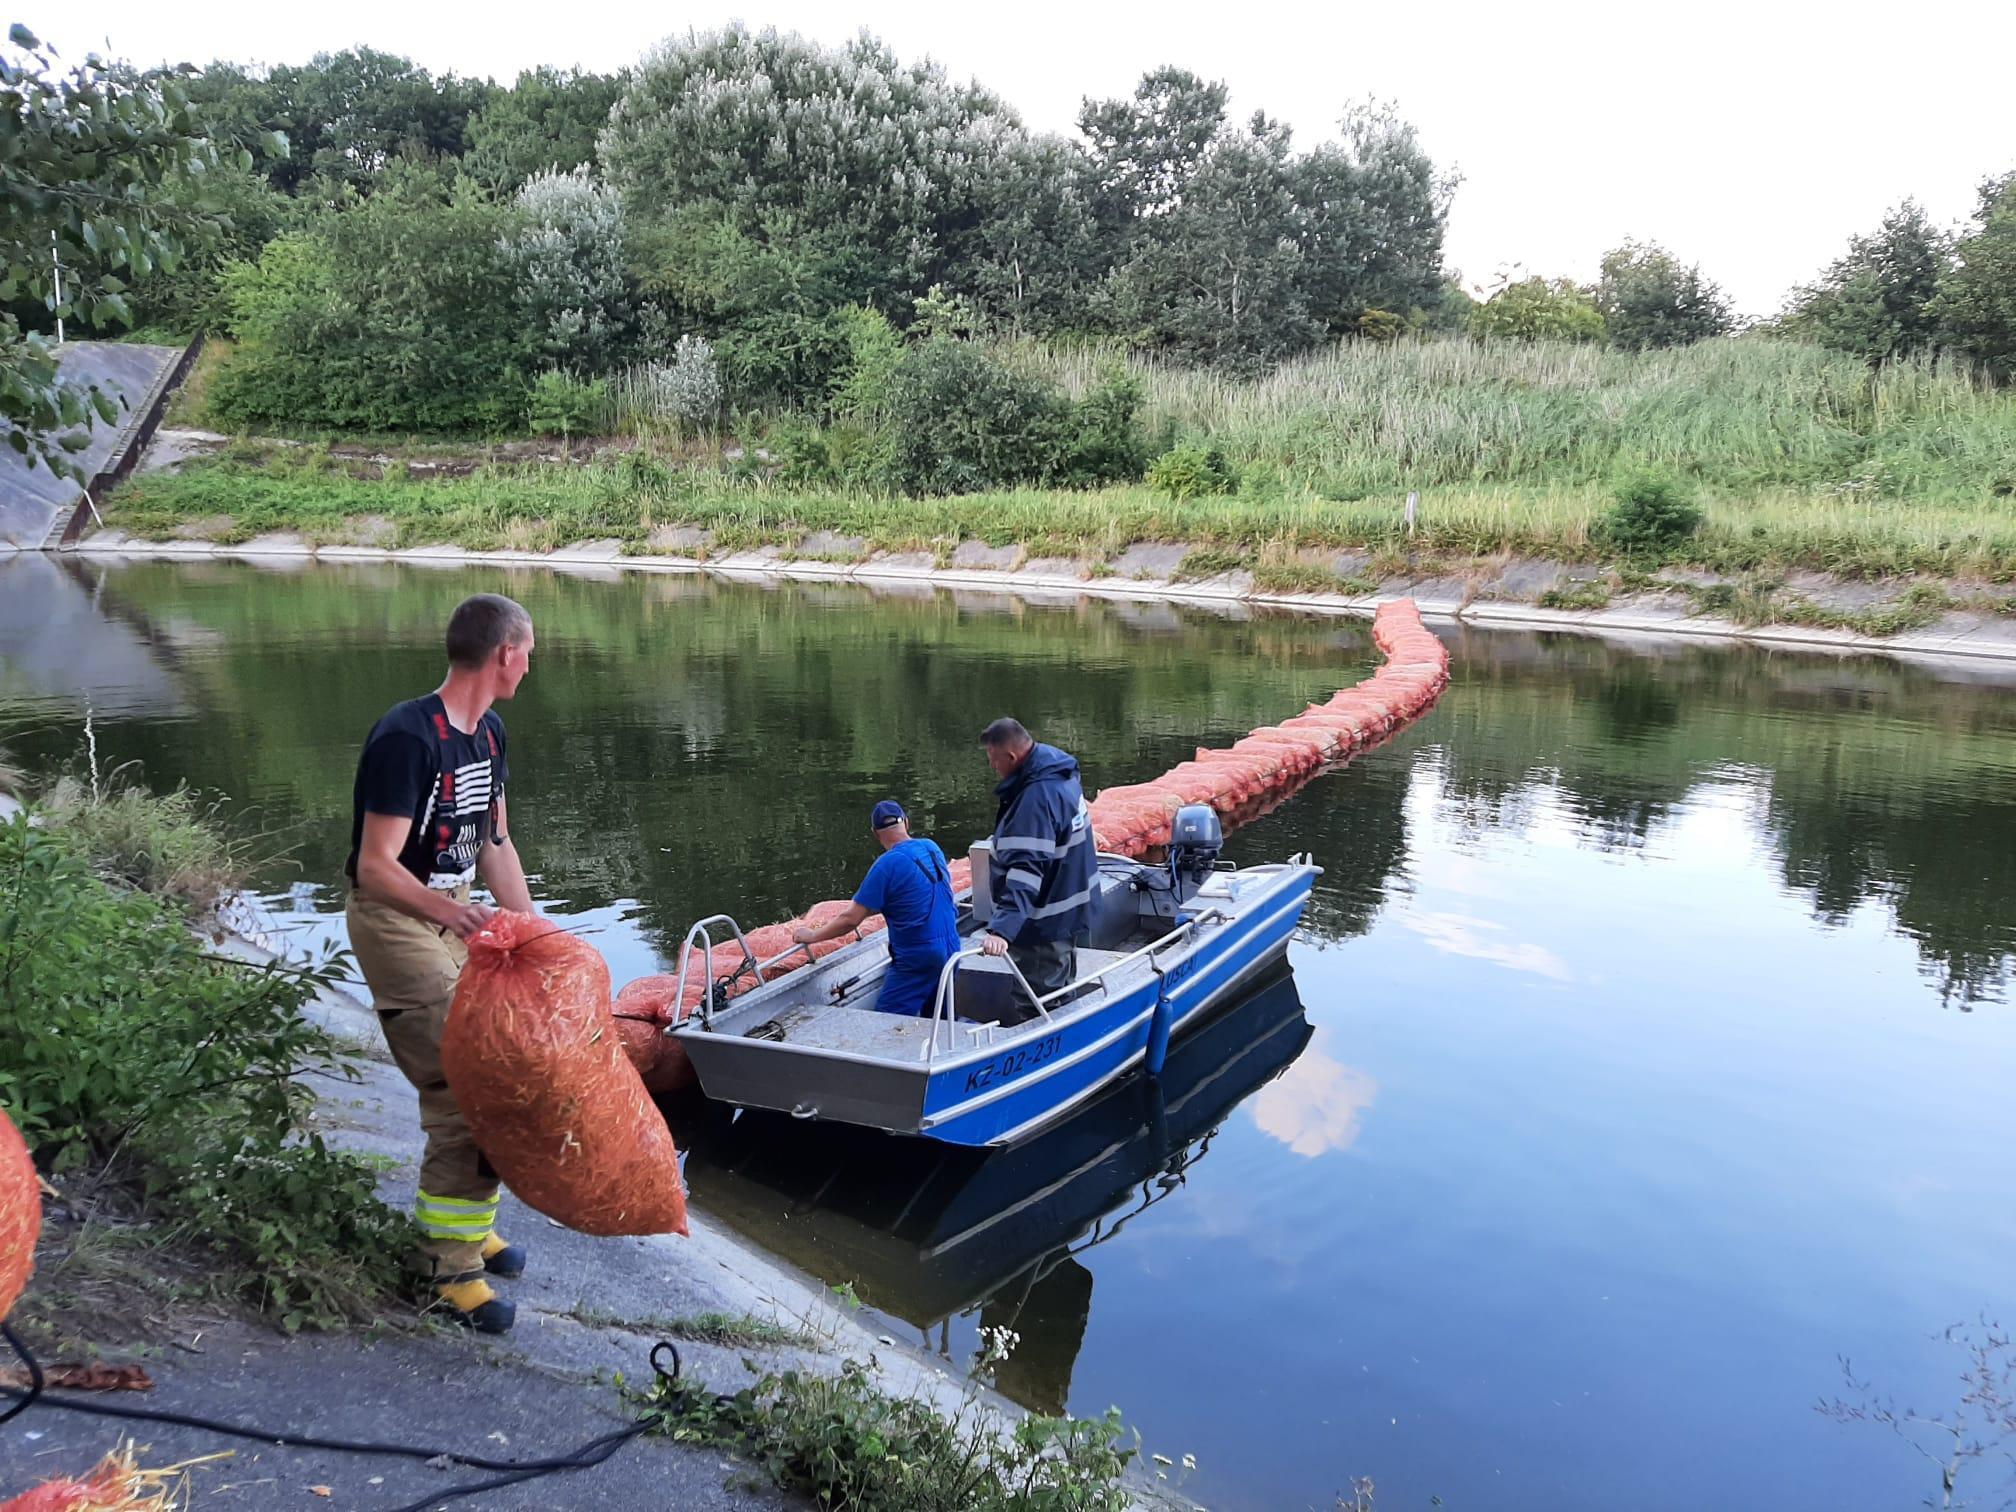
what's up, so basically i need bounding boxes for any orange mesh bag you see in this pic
[0,1105,37,1325]
[0,1444,181,1511]
[613,975,697,1095]
[443,914,688,1237]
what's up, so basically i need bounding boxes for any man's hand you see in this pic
[439,898,497,941]
[791,925,818,946]
[980,931,1010,957]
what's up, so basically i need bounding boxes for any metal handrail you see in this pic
[674,922,867,1032]
[924,946,1050,1060]
[674,913,759,1030]
[921,905,1229,1063]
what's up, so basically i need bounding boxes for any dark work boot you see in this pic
[433,1275,515,1334]
[481,1232,527,1280]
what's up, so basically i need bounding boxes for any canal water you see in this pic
[7,552,2015,1511]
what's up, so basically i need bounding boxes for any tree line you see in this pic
[5,21,2015,475]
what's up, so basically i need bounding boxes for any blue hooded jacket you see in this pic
[989,742,1098,944]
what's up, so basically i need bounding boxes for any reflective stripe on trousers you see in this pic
[416,1188,500,1241]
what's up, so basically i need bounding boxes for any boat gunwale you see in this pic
[672,862,1315,1078]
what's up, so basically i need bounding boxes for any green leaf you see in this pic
[8,23,38,48]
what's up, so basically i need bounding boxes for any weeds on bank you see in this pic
[566,1305,815,1351]
[642,1327,1140,1510]
[1537,579,1614,612]
[0,774,411,1336]
[36,771,262,915]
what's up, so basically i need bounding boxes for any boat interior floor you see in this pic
[739,944,1143,1059]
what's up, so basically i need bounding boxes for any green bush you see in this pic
[1063,368,1149,485]
[0,812,409,1329]
[527,371,608,437]
[1602,470,1703,554]
[1470,276,1607,343]
[210,172,538,434]
[882,339,1072,495]
[1357,308,1405,342]
[1147,442,1239,500]
[770,419,893,490]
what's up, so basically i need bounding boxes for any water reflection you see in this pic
[5,559,2016,1508]
[671,965,1314,1414]
[1248,1024,1377,1158]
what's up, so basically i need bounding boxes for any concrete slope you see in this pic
[0,341,188,548]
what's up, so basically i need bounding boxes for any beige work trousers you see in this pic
[345,889,498,1279]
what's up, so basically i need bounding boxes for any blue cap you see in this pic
[871,800,907,830]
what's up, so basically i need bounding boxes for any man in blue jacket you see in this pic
[979,717,1097,998]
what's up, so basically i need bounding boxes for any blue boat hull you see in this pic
[917,871,1314,1147]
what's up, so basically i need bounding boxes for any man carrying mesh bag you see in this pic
[344,593,538,1334]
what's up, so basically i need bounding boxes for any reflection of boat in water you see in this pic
[674,962,1314,1411]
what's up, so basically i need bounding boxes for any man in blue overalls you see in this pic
[793,800,961,1017]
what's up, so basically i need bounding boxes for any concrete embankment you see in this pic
[42,528,2016,665]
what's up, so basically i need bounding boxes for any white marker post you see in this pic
[51,230,64,347]
[1404,490,1418,537]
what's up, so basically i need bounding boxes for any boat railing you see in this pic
[925,946,1050,1059]
[676,914,823,1029]
[923,904,1229,1062]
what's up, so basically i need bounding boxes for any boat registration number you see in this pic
[963,1032,1065,1092]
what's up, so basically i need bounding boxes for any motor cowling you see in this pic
[1168,803,1224,902]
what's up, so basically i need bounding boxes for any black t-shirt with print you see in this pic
[345,694,509,891]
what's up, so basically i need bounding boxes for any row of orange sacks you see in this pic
[615,599,1450,1092]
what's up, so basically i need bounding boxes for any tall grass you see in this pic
[1014,337,2016,503]
[112,335,2016,580]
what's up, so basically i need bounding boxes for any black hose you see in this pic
[0,1322,691,1508]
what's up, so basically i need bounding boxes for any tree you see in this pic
[601,25,1024,310]
[465,67,626,194]
[1292,102,1454,333]
[184,49,491,196]
[1107,112,1317,371]
[1,26,250,471]
[1931,173,2016,381]
[1076,66,1229,220]
[1594,240,1733,350]
[506,167,634,374]
[1080,72,1452,368]
[1781,200,1950,363]
[1469,275,1606,342]
[959,136,1109,334]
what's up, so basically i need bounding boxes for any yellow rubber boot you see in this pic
[433,1275,515,1334]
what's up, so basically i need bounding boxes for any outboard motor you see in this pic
[1167,803,1224,903]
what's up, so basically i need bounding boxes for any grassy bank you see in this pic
[111,335,2016,583]
[1,766,410,1342]
[111,456,2016,584]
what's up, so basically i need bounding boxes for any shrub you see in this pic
[827,306,904,425]
[527,371,608,437]
[1603,470,1703,553]
[1470,276,1607,343]
[1357,308,1405,342]
[210,171,537,433]
[1147,442,1239,500]
[770,419,892,491]
[1062,368,1150,485]
[506,167,636,375]
[881,339,1073,495]
[0,812,408,1329]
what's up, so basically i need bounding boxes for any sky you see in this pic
[53,0,2016,316]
